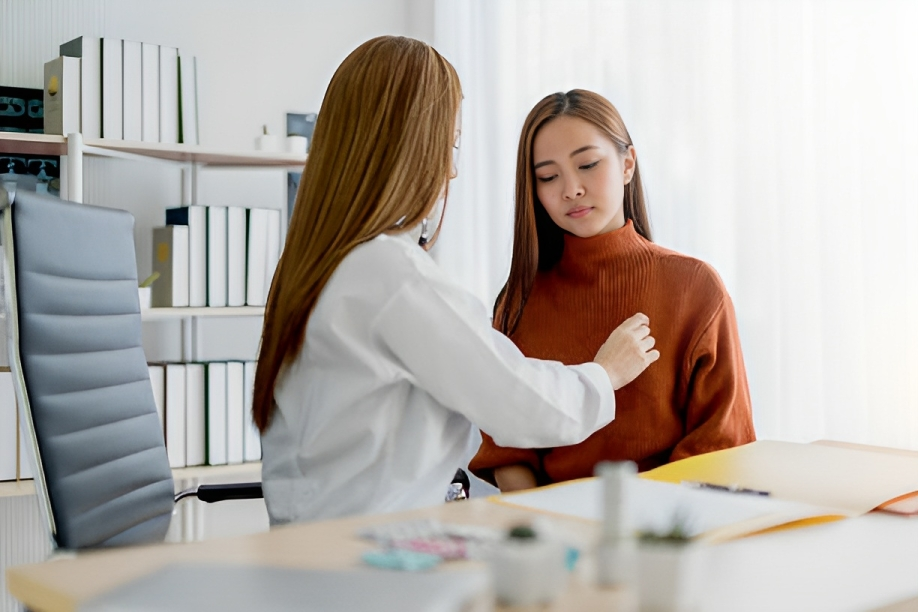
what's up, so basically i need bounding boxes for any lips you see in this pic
[567,206,592,219]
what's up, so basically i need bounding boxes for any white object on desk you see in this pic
[638,542,707,612]
[489,534,567,606]
[596,461,638,589]
[496,476,850,543]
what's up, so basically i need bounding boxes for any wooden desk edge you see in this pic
[4,498,608,612]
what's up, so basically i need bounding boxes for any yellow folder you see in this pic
[641,440,918,516]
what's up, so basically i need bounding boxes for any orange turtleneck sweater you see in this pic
[470,221,755,484]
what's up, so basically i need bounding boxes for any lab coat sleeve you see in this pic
[372,276,616,449]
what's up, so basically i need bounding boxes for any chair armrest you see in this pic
[174,482,263,504]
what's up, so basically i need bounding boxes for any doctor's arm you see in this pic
[373,278,658,450]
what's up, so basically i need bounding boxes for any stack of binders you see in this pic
[151,205,281,308]
[46,35,197,143]
[148,360,261,468]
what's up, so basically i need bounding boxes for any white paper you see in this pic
[496,477,851,543]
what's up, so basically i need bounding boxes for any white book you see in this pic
[151,225,189,307]
[101,38,123,139]
[265,209,281,298]
[159,46,179,144]
[185,363,206,467]
[243,361,261,462]
[59,36,101,139]
[206,362,228,466]
[226,207,247,307]
[178,54,198,145]
[207,206,228,307]
[43,56,81,136]
[165,206,207,307]
[0,372,16,481]
[226,362,245,465]
[245,208,269,306]
[164,363,187,468]
[122,40,142,141]
[147,364,166,436]
[141,43,160,143]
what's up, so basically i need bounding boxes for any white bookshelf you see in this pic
[141,306,265,322]
[0,132,305,168]
[2,132,280,480]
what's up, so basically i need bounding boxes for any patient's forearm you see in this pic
[494,464,538,492]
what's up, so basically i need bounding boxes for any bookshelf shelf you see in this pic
[83,139,306,168]
[172,461,261,481]
[0,132,67,156]
[0,462,262,498]
[0,132,305,168]
[0,480,35,498]
[141,306,265,322]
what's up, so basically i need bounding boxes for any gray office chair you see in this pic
[0,186,262,550]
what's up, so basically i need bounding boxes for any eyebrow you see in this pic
[533,145,599,170]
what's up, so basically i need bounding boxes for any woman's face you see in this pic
[532,115,636,238]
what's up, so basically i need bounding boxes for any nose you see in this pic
[562,175,585,201]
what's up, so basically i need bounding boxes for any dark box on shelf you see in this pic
[0,86,44,134]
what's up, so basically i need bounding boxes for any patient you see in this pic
[470,90,756,491]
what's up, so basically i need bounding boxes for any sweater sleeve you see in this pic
[671,294,756,462]
[468,431,543,486]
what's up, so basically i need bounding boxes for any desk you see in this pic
[6,496,918,612]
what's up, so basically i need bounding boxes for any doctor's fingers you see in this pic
[621,312,650,330]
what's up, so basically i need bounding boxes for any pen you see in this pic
[682,481,770,496]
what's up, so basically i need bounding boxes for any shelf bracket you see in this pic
[65,132,83,203]
[181,163,201,206]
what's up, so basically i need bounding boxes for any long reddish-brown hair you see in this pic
[494,89,652,336]
[252,36,462,432]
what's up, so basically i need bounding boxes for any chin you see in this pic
[565,223,605,239]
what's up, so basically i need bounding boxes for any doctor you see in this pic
[253,35,660,525]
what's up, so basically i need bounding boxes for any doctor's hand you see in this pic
[594,313,660,390]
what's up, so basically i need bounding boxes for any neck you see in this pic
[556,220,648,277]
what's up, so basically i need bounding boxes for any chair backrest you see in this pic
[0,187,174,550]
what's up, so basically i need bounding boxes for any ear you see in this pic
[623,146,637,185]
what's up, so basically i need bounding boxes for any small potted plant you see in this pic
[489,523,568,606]
[137,271,159,310]
[637,514,707,612]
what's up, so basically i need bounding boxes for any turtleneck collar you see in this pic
[558,219,648,273]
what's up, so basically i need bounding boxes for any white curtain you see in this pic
[432,0,918,450]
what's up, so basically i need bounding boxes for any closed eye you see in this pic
[579,161,600,170]
[536,175,557,183]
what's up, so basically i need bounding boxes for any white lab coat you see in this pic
[261,231,615,525]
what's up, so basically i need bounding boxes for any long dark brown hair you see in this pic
[252,36,462,432]
[494,89,652,336]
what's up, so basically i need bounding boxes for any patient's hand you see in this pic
[494,464,538,493]
[594,312,660,390]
